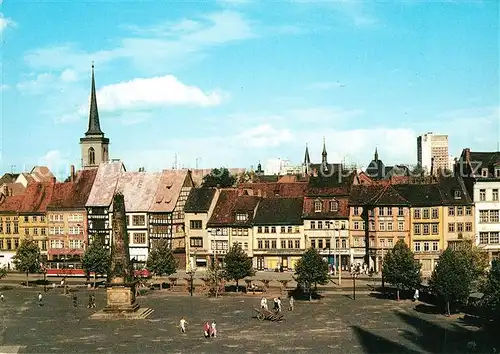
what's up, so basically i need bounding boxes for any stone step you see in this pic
[139,308,154,319]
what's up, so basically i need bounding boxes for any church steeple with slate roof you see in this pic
[80,63,110,169]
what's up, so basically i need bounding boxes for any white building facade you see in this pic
[475,180,500,261]
[417,132,449,175]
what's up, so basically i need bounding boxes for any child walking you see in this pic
[180,317,188,333]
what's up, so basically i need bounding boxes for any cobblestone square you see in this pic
[0,288,488,353]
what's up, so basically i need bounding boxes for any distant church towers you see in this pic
[80,64,110,169]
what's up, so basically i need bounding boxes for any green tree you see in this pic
[430,248,475,316]
[0,266,7,280]
[82,238,111,288]
[206,260,225,298]
[146,239,178,278]
[201,168,236,188]
[294,248,329,301]
[223,243,255,292]
[481,259,500,322]
[12,238,41,287]
[382,239,422,301]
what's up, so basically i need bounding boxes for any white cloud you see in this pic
[38,150,69,180]
[306,81,346,90]
[0,13,15,34]
[24,11,256,74]
[17,69,81,94]
[97,75,224,111]
[0,84,9,91]
[60,69,78,83]
[237,124,293,148]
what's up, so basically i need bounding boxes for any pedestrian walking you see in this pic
[0,293,4,302]
[211,321,217,338]
[277,297,282,312]
[91,294,96,308]
[180,317,188,333]
[260,297,267,310]
[203,322,211,338]
[273,297,279,311]
[72,294,78,307]
[413,289,419,302]
[38,292,43,306]
[288,295,294,311]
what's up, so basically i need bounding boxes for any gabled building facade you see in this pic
[85,161,126,248]
[184,187,219,270]
[46,168,97,262]
[252,197,303,271]
[0,194,25,268]
[148,169,194,269]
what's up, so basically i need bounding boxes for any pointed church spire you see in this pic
[86,62,104,136]
[321,137,328,167]
[322,137,327,156]
[374,147,379,161]
[304,143,311,165]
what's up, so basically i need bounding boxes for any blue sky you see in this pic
[1,0,499,178]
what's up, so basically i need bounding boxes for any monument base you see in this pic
[89,284,153,320]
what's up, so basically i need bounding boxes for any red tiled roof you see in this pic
[0,194,25,213]
[238,182,307,198]
[47,169,97,210]
[207,189,260,226]
[30,166,55,182]
[303,196,350,219]
[18,182,55,214]
[0,182,26,196]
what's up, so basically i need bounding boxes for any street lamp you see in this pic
[336,227,341,286]
[352,265,360,300]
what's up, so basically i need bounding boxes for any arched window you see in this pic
[88,147,95,165]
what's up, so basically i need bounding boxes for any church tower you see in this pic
[80,64,109,169]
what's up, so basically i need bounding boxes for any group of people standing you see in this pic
[260,295,294,312]
[179,317,217,338]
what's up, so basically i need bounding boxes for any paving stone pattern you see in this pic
[0,289,481,353]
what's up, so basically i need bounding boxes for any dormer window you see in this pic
[236,213,248,222]
[482,168,488,177]
[314,201,322,213]
[330,200,339,212]
[454,190,462,199]
[496,168,500,178]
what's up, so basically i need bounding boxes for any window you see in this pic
[423,224,430,235]
[480,189,486,201]
[432,241,439,251]
[448,223,455,232]
[287,226,292,233]
[482,168,488,177]
[314,201,322,212]
[264,240,270,249]
[414,209,421,219]
[318,239,323,249]
[457,223,464,232]
[454,190,461,199]
[190,237,203,247]
[330,201,338,212]
[479,232,489,244]
[133,233,146,244]
[69,240,84,249]
[24,228,29,236]
[236,213,248,221]
[40,215,45,222]
[379,207,384,216]
[190,220,202,229]
[423,208,430,219]
[354,221,359,230]
[24,216,28,222]
[257,226,262,233]
[423,242,430,252]
[491,210,500,223]
[288,240,293,249]
[353,207,360,216]
[264,227,269,233]
[465,206,472,215]
[494,189,499,202]
[32,216,37,222]
[398,222,404,232]
[310,221,315,229]
[325,239,331,249]
[432,224,438,235]
[387,207,393,216]
[414,224,421,235]
[5,223,10,234]
[479,210,489,223]
[311,240,316,248]
[41,228,46,235]
[380,238,386,248]
[258,240,263,249]
[379,222,385,231]
[490,232,500,244]
[387,238,393,248]
[13,223,18,234]
[132,215,146,226]
[317,221,323,229]
[414,242,421,252]
[281,240,286,248]
[88,147,95,165]
[280,226,285,233]
[496,168,500,178]
[271,227,276,233]
[50,240,64,249]
[465,222,472,232]
[369,220,375,231]
[342,239,347,249]
[455,206,463,216]
[431,208,439,219]
[69,226,81,235]
[271,240,277,249]
[398,207,404,216]
[369,209,374,217]
[294,239,300,249]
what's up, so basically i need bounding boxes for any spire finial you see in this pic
[85,63,104,136]
[322,137,327,156]
[374,147,378,161]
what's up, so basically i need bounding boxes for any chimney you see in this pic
[464,148,471,162]
[70,165,76,182]
[52,177,56,184]
[3,185,8,196]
